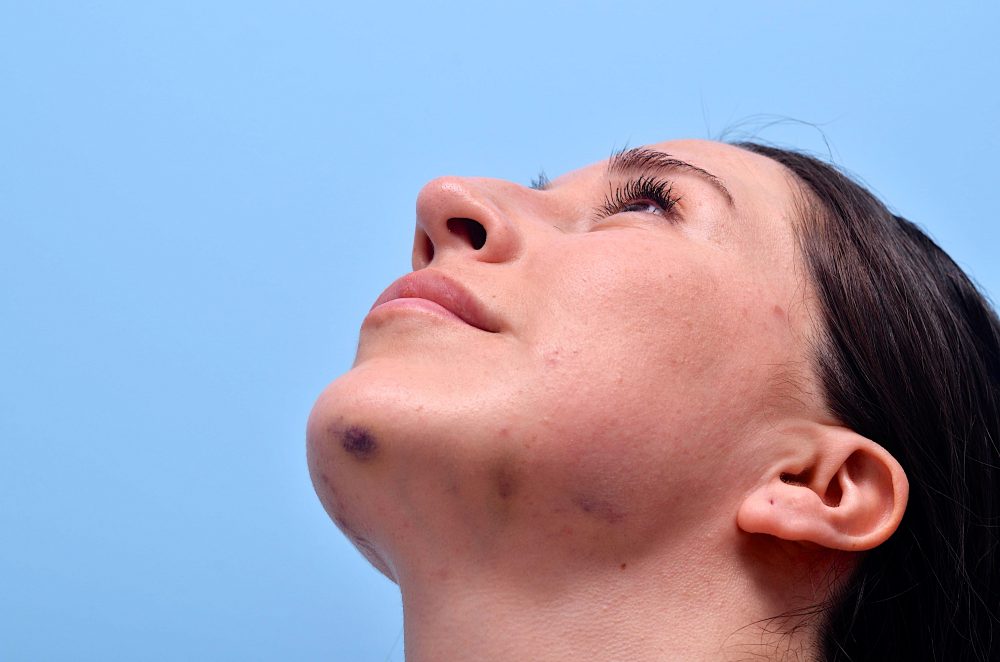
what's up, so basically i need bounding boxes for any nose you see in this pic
[412,176,524,270]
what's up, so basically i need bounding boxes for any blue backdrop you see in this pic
[3,1,997,660]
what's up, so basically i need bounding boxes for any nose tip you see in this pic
[412,176,522,270]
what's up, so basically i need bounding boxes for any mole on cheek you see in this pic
[341,425,379,461]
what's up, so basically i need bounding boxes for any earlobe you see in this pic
[737,427,909,552]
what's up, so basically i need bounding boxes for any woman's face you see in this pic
[308,139,821,575]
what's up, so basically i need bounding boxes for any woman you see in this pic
[307,139,1000,661]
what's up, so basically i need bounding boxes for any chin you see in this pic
[304,360,471,491]
[306,366,393,469]
[305,370,401,575]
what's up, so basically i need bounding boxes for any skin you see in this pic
[306,140,906,661]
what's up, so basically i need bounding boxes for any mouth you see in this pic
[368,269,502,333]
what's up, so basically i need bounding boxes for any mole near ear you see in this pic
[341,425,379,462]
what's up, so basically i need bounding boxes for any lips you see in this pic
[369,270,501,333]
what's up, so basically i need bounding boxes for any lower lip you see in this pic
[366,297,469,326]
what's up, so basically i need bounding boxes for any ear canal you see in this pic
[779,470,811,486]
[822,462,845,507]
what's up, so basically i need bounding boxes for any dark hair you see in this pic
[733,143,1000,661]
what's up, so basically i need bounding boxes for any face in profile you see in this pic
[307,139,826,582]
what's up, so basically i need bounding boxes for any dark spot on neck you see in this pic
[342,425,378,461]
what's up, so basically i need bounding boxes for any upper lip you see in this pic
[369,269,502,333]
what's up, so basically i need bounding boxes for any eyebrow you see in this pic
[607,147,735,207]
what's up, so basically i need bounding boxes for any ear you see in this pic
[737,426,908,551]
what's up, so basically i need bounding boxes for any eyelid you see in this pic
[593,175,683,223]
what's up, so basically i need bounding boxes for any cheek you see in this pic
[534,242,760,409]
[520,241,779,481]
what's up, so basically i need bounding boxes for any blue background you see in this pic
[2,1,997,660]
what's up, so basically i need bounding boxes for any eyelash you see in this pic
[595,176,682,222]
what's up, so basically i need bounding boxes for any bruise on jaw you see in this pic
[572,494,627,524]
[487,460,521,525]
[494,464,519,500]
[340,425,379,461]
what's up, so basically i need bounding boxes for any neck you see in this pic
[395,535,824,662]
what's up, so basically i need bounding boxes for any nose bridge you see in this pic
[412,175,525,268]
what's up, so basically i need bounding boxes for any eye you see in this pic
[595,176,682,223]
[620,200,667,214]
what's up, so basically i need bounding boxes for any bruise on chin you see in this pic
[340,425,379,461]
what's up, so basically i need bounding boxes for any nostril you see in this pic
[421,231,434,264]
[413,228,435,268]
[446,217,487,250]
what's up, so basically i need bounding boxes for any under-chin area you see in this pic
[313,468,395,581]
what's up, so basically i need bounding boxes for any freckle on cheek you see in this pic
[341,425,379,461]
